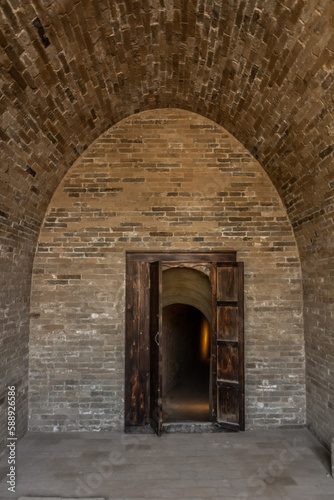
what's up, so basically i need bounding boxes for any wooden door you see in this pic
[125,251,242,433]
[149,261,163,435]
[124,260,150,428]
[212,262,244,430]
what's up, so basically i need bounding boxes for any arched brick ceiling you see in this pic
[0,0,333,247]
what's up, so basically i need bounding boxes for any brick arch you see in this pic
[29,108,305,433]
[0,1,332,233]
[0,1,333,451]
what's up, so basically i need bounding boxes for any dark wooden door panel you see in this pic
[217,265,239,301]
[149,261,162,436]
[213,262,244,431]
[217,306,238,341]
[217,345,239,382]
[125,260,150,427]
[217,385,240,429]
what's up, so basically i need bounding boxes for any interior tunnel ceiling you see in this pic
[162,268,212,325]
[0,0,333,238]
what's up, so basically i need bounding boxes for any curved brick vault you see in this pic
[0,0,333,451]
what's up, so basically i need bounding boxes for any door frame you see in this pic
[124,251,244,433]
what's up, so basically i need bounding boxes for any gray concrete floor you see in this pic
[0,428,333,499]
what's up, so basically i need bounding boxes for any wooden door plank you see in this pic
[149,261,163,436]
[125,260,150,427]
[217,265,239,301]
[213,262,245,431]
[217,305,239,341]
[127,251,237,263]
[217,344,239,382]
[211,263,218,421]
[217,385,240,429]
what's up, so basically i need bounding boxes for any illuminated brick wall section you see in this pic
[29,109,305,432]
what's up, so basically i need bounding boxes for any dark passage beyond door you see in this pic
[162,303,210,422]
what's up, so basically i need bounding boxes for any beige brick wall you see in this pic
[29,109,305,431]
[300,227,334,446]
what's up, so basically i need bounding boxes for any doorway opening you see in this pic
[162,303,210,422]
[161,266,212,424]
[125,251,245,435]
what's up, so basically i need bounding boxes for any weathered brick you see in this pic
[28,110,306,433]
[0,0,333,456]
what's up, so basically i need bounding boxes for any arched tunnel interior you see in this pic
[1,0,333,458]
[162,267,212,422]
[162,303,211,422]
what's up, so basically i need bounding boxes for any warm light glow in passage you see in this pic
[200,316,210,361]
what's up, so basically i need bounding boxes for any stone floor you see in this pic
[0,428,333,499]
[163,367,210,422]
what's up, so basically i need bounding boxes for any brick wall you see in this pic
[29,109,306,431]
[0,226,33,455]
[298,222,334,447]
[1,0,332,452]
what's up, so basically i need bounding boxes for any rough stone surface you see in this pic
[0,0,333,454]
[0,429,333,498]
[29,109,305,432]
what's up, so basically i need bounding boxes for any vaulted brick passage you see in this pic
[0,0,333,454]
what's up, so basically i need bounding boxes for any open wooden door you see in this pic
[149,261,163,436]
[212,262,244,430]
